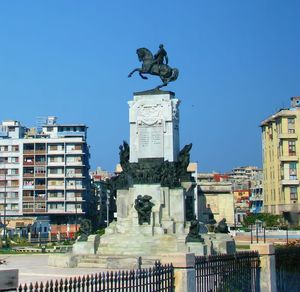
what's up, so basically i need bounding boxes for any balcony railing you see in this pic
[23,173,34,178]
[35,150,46,155]
[35,208,46,213]
[23,150,34,155]
[23,209,34,213]
[35,161,46,166]
[278,133,298,139]
[281,179,300,185]
[24,161,35,165]
[23,196,34,201]
[280,156,298,162]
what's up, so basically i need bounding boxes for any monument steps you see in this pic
[77,255,159,269]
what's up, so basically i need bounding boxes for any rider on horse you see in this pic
[154,44,168,66]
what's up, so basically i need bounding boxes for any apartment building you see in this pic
[0,117,90,224]
[261,96,300,224]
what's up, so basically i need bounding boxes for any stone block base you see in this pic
[48,254,81,268]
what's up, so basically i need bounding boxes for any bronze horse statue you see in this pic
[128,48,179,89]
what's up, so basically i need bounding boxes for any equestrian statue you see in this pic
[128,44,179,89]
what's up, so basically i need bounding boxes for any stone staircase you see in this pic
[77,254,159,269]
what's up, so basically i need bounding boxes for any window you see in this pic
[35,167,46,174]
[11,204,18,210]
[0,157,8,163]
[11,180,19,187]
[11,157,19,163]
[8,127,15,132]
[48,191,64,198]
[49,168,63,174]
[290,186,298,200]
[0,169,7,175]
[11,169,19,175]
[9,192,18,199]
[288,118,295,133]
[0,146,8,152]
[289,162,297,180]
[12,145,19,152]
[49,203,64,209]
[288,141,296,156]
[23,203,34,209]
[49,145,58,151]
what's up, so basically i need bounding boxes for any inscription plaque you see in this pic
[138,125,163,158]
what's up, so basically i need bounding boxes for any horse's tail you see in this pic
[170,68,179,82]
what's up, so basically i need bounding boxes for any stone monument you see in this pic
[48,44,235,269]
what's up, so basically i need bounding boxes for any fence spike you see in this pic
[29,282,33,292]
[34,282,38,292]
[45,281,49,290]
[18,283,23,292]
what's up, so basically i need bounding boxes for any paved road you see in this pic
[0,254,107,286]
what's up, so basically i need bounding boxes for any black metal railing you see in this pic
[195,251,260,292]
[17,262,174,292]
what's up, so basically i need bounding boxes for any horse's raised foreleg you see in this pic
[128,68,148,80]
[128,68,139,78]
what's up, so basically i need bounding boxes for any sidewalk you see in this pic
[0,254,108,286]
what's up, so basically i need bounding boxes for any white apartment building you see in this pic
[0,117,90,224]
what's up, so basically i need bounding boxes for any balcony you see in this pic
[35,150,46,155]
[281,179,300,186]
[23,161,35,166]
[47,173,65,178]
[35,196,46,201]
[22,196,34,202]
[66,150,83,155]
[66,196,83,202]
[66,185,85,190]
[66,161,83,166]
[48,161,65,166]
[278,133,298,139]
[280,156,299,162]
[47,197,65,201]
[23,173,34,178]
[47,209,65,214]
[47,185,64,190]
[47,150,65,155]
[35,185,46,190]
[23,209,34,213]
[35,161,46,166]
[65,208,83,214]
[23,150,34,155]
[35,208,46,213]
[35,173,46,178]
[23,184,34,189]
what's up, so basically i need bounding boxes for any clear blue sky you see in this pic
[0,1,299,173]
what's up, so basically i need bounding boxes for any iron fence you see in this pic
[17,262,174,292]
[195,251,260,292]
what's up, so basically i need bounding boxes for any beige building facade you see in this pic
[197,173,234,226]
[261,97,300,224]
